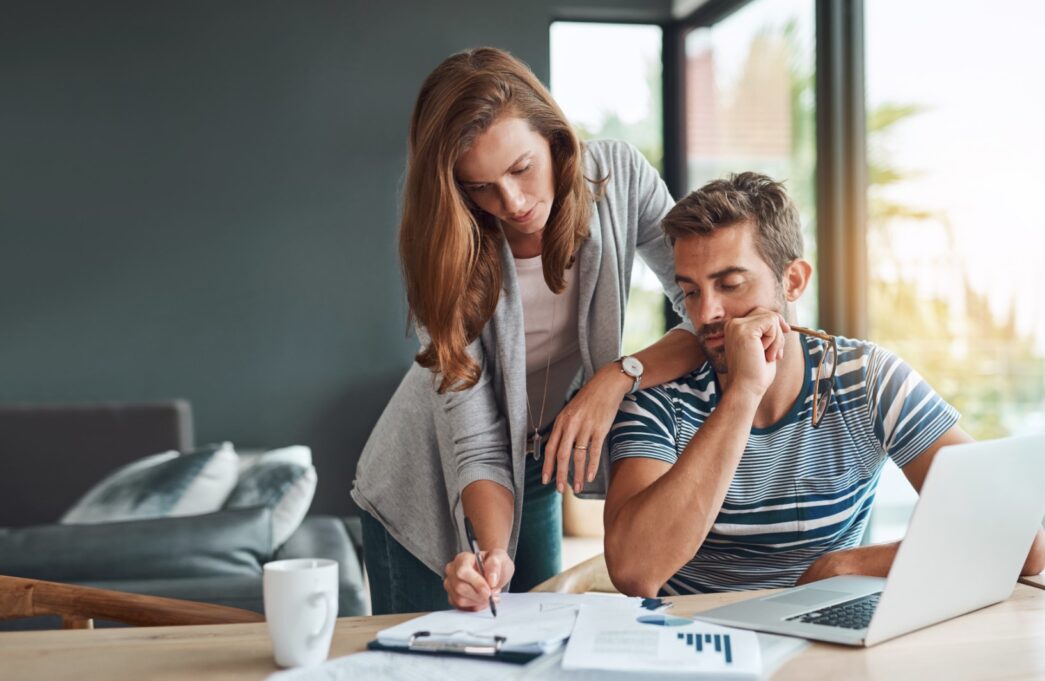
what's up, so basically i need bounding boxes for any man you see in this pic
[604,172,1045,596]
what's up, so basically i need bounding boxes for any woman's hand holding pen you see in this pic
[443,549,514,611]
[543,362,633,494]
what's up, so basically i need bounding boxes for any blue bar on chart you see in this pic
[677,631,733,664]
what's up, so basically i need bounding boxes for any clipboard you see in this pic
[370,593,643,667]
[366,629,542,664]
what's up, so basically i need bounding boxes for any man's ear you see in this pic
[783,259,813,302]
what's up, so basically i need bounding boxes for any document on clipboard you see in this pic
[371,592,641,664]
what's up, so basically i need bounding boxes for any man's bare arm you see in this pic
[604,309,788,596]
[604,388,760,596]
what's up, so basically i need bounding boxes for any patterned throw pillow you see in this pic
[236,444,312,475]
[60,442,239,524]
[224,447,317,547]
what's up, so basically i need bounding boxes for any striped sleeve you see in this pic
[865,345,961,468]
[609,386,680,465]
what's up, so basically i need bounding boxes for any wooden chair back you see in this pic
[529,553,618,594]
[0,575,264,629]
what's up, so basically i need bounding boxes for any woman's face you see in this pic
[455,116,556,253]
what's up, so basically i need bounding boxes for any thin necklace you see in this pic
[525,275,557,461]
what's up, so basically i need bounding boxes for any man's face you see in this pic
[673,220,788,374]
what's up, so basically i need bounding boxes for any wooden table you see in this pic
[4,584,1045,680]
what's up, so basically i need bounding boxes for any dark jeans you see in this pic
[512,452,563,592]
[362,455,562,615]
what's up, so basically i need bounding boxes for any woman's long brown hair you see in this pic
[400,47,598,393]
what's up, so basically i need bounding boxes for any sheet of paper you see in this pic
[756,632,808,678]
[265,650,522,681]
[517,633,804,681]
[377,592,639,654]
[562,604,762,679]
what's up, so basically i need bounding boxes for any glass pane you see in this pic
[551,22,666,355]
[682,0,817,325]
[866,1,1045,541]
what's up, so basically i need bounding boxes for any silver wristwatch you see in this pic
[618,355,644,394]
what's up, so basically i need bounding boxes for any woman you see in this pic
[351,47,703,614]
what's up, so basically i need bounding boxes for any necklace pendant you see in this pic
[531,433,542,461]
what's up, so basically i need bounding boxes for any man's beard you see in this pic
[697,321,729,374]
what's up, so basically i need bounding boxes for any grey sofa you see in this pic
[0,401,367,629]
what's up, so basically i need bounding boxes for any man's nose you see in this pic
[696,293,724,326]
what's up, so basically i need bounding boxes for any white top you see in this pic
[514,254,582,431]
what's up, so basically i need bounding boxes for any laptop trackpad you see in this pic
[765,589,851,607]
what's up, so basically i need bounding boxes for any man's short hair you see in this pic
[661,172,803,279]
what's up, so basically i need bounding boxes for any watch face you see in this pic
[622,356,644,378]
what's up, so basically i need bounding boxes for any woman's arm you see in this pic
[443,480,516,610]
[542,329,703,493]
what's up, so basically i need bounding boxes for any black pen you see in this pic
[464,517,498,617]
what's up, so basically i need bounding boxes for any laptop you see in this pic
[697,434,1045,646]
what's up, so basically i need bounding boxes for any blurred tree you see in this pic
[864,103,1045,439]
[574,56,663,173]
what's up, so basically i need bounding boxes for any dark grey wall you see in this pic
[0,0,671,517]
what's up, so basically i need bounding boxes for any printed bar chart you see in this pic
[677,631,733,664]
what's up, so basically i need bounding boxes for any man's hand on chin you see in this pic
[722,307,790,397]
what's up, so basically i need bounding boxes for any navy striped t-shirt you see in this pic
[609,335,960,594]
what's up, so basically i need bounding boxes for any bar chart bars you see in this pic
[677,631,733,664]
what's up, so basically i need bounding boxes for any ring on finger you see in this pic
[572,444,590,451]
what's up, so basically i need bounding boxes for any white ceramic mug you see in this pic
[263,558,339,667]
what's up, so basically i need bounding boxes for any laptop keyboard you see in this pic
[786,592,881,630]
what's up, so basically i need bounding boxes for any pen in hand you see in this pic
[464,517,498,617]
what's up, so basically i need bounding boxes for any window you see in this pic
[682,0,818,324]
[551,21,666,355]
[865,1,1045,540]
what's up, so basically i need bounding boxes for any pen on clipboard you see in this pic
[464,517,498,617]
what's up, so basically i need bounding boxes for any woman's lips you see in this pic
[510,206,536,224]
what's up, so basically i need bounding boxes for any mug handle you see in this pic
[306,590,336,649]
